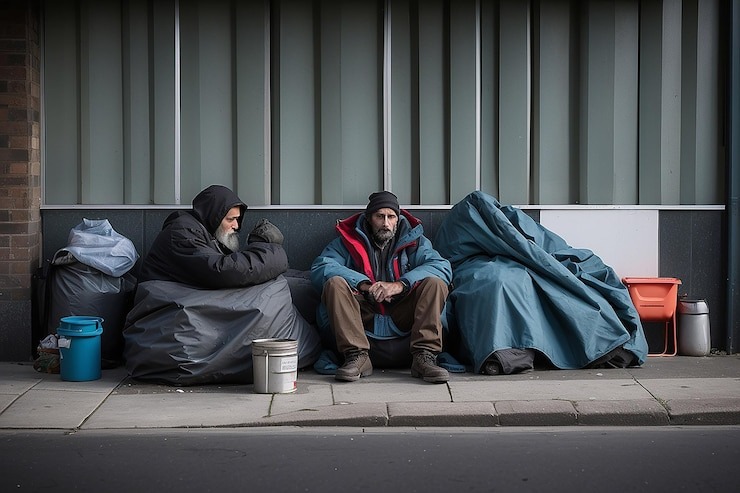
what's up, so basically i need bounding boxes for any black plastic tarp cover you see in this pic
[123,275,322,386]
[434,191,649,373]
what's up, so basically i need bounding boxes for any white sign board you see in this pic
[539,209,659,279]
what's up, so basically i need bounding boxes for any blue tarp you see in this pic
[434,191,648,373]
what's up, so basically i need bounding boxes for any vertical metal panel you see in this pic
[174,0,181,204]
[418,0,447,204]
[317,0,382,205]
[581,2,615,204]
[197,1,234,190]
[151,1,177,204]
[449,0,478,203]
[178,3,201,200]
[122,0,152,204]
[389,0,413,203]
[497,0,530,205]
[40,0,726,208]
[43,0,79,204]
[276,0,316,204]
[79,1,123,204]
[693,0,721,204]
[659,0,682,205]
[479,0,499,200]
[235,0,270,205]
[612,2,639,204]
[319,1,343,204]
[681,0,722,204]
[339,1,382,203]
[638,1,661,204]
[179,0,234,202]
[533,0,575,204]
[639,0,682,205]
[580,1,638,204]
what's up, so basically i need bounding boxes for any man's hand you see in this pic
[367,280,404,303]
[247,218,284,245]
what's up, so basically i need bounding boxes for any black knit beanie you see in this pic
[366,191,400,216]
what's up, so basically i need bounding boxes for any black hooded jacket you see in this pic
[137,185,288,288]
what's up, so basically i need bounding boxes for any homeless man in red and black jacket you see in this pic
[310,191,453,384]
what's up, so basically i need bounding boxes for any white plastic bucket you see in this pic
[252,338,298,394]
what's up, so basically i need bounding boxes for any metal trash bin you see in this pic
[677,299,711,356]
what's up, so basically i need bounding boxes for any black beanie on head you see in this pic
[366,191,400,216]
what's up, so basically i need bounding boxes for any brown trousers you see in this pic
[321,276,448,357]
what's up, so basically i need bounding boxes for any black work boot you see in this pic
[335,349,373,382]
[411,350,450,383]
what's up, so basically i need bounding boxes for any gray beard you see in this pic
[216,229,240,252]
[372,228,395,248]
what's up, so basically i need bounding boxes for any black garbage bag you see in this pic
[122,275,322,386]
[40,218,139,368]
[45,258,136,368]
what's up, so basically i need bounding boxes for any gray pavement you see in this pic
[1,355,739,430]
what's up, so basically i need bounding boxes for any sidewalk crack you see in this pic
[634,377,670,412]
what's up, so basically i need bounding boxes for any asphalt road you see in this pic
[2,427,738,492]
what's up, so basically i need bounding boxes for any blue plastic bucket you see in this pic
[57,316,104,382]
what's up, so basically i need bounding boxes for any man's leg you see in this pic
[322,276,373,381]
[390,277,450,383]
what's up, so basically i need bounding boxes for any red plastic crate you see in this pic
[622,277,681,320]
[622,277,682,356]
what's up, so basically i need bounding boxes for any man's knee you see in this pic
[323,276,352,302]
[418,276,449,297]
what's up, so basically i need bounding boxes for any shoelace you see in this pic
[416,352,437,365]
[345,351,366,365]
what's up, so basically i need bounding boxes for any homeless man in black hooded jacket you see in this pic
[138,184,287,287]
[123,184,321,385]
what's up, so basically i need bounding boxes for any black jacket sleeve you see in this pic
[138,213,288,288]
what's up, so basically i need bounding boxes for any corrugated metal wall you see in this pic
[42,0,726,207]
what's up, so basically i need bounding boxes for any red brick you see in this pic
[0,93,28,106]
[0,121,30,136]
[9,136,28,148]
[6,245,34,261]
[8,162,27,174]
[7,81,26,93]
[0,66,27,79]
[10,233,35,248]
[11,260,35,275]
[0,40,27,52]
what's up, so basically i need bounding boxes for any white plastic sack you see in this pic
[61,218,139,277]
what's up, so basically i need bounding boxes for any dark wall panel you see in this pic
[42,208,727,351]
[660,210,727,351]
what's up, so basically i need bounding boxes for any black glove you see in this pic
[247,218,284,245]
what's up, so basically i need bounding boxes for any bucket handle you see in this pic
[263,352,270,393]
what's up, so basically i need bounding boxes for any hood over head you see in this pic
[191,185,247,235]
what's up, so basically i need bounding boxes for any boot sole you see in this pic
[335,368,373,382]
[411,369,449,384]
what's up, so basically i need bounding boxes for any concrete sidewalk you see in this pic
[1,355,739,430]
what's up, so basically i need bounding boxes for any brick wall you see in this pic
[0,0,41,360]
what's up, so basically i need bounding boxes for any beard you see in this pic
[215,227,241,252]
[371,224,396,246]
